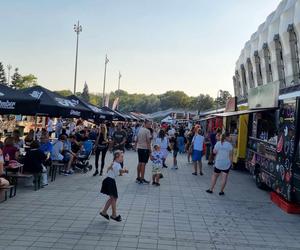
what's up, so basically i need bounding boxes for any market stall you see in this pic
[67,95,114,122]
[22,86,92,118]
[244,82,300,207]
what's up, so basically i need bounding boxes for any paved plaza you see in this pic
[1,151,300,250]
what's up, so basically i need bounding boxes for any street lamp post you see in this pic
[73,21,82,94]
[7,64,12,85]
[102,55,109,106]
[117,71,122,109]
[118,71,122,92]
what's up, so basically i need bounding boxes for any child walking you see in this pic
[150,144,164,186]
[100,150,128,222]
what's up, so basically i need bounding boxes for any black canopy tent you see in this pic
[115,109,134,121]
[67,95,114,121]
[22,86,92,118]
[101,106,127,121]
[0,84,40,115]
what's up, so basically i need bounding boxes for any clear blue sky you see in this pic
[1,0,281,97]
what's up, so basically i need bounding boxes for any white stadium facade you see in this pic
[233,0,300,100]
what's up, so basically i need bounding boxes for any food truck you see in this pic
[214,98,249,169]
[245,82,300,203]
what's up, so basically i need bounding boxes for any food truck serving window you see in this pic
[254,111,278,143]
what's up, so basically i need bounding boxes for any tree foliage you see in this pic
[18,74,38,89]
[215,90,232,107]
[0,63,6,85]
[52,88,231,113]
[55,89,73,97]
[11,68,22,89]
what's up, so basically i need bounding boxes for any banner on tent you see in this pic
[0,100,16,109]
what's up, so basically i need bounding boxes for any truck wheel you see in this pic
[255,174,265,190]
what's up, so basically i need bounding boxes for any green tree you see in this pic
[0,63,6,84]
[55,89,73,97]
[190,94,215,112]
[19,74,38,89]
[160,91,190,110]
[215,90,232,107]
[81,82,90,101]
[11,68,22,89]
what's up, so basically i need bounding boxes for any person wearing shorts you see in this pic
[206,133,233,195]
[135,121,152,184]
[191,127,204,176]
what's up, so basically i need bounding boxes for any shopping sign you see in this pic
[248,82,279,109]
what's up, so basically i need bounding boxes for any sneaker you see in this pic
[63,172,69,176]
[206,189,213,194]
[152,182,156,185]
[136,178,141,183]
[192,172,197,176]
[67,170,74,175]
[163,164,168,168]
[174,166,178,170]
[155,183,160,186]
[93,170,99,176]
[141,179,150,184]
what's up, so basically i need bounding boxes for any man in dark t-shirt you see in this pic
[112,124,127,152]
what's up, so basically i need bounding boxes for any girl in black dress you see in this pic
[100,151,128,222]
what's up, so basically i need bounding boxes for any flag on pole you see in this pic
[112,97,119,110]
[119,71,122,79]
[105,94,110,107]
[105,55,109,64]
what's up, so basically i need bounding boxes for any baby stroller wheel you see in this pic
[88,164,92,171]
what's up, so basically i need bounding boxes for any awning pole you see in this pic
[34,115,38,139]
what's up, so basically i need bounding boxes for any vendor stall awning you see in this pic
[67,95,113,121]
[0,84,40,115]
[214,108,276,117]
[22,86,92,118]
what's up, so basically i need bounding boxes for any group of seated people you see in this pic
[0,127,94,189]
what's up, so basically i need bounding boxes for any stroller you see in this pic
[73,140,93,173]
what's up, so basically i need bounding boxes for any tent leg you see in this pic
[33,115,37,139]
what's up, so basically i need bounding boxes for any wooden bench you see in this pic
[6,173,34,194]
[0,185,16,202]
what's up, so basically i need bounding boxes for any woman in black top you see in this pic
[23,141,46,174]
[93,125,109,176]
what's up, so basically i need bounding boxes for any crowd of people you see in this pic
[0,117,233,223]
[99,121,233,222]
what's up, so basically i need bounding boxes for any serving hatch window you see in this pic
[250,111,278,144]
